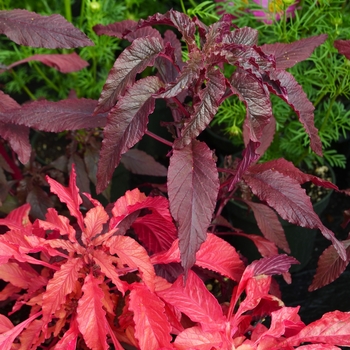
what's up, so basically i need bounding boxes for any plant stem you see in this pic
[64,0,72,22]
[144,130,173,147]
[33,63,60,93]
[10,70,36,100]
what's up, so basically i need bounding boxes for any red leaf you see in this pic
[120,149,167,176]
[6,53,89,73]
[0,9,93,48]
[157,270,225,328]
[151,233,245,282]
[54,316,79,350]
[283,311,350,348]
[0,98,106,132]
[0,203,31,231]
[334,40,350,59]
[244,200,290,253]
[261,34,328,69]
[0,315,13,333]
[129,284,172,350]
[175,68,226,149]
[309,240,350,291]
[83,205,109,244]
[107,235,156,292]
[95,37,164,113]
[42,258,83,327]
[46,165,84,231]
[0,90,20,110]
[167,140,219,272]
[97,76,163,193]
[77,273,109,350]
[265,69,322,156]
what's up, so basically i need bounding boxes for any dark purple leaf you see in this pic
[223,27,259,46]
[120,149,167,176]
[94,36,164,114]
[334,40,350,59]
[0,9,93,48]
[261,34,328,69]
[309,240,350,291]
[0,90,20,110]
[251,254,299,276]
[264,70,323,156]
[6,53,89,73]
[175,68,226,149]
[231,68,272,144]
[163,30,183,66]
[167,140,219,273]
[93,19,138,38]
[97,76,163,193]
[0,98,106,132]
[26,186,54,220]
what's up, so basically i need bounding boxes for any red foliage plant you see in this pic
[1,8,350,349]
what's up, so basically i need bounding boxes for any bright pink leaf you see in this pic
[97,76,163,193]
[46,165,84,231]
[157,270,225,329]
[120,149,167,176]
[6,53,89,73]
[334,40,350,59]
[129,283,172,350]
[244,200,290,253]
[0,203,31,231]
[0,9,93,48]
[0,98,106,132]
[107,235,156,292]
[168,140,219,272]
[0,315,13,333]
[42,257,83,327]
[18,319,43,350]
[77,273,109,350]
[54,316,79,350]
[261,34,328,69]
[83,205,109,244]
[95,36,164,113]
[309,240,350,291]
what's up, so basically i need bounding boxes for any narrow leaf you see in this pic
[97,76,163,193]
[95,36,164,113]
[0,9,93,48]
[77,274,109,350]
[129,284,172,350]
[168,140,219,272]
[54,316,79,350]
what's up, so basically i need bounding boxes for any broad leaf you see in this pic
[42,257,83,327]
[121,149,167,176]
[83,205,109,244]
[5,53,89,73]
[77,273,109,350]
[309,240,350,291]
[334,40,350,59]
[0,98,106,133]
[129,284,172,350]
[261,34,328,69]
[95,36,164,113]
[223,26,259,46]
[0,9,93,48]
[97,76,163,193]
[167,140,219,272]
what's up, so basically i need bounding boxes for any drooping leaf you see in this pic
[129,283,172,350]
[94,37,164,113]
[157,270,225,329]
[120,149,167,176]
[334,39,350,59]
[309,240,350,291]
[77,273,109,350]
[97,76,163,193]
[261,34,328,69]
[264,70,323,156]
[5,53,89,73]
[167,140,219,273]
[0,98,106,132]
[244,200,290,253]
[42,258,83,328]
[175,68,226,149]
[0,9,93,48]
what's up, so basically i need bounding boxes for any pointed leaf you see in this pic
[6,53,89,73]
[168,140,219,272]
[77,274,109,350]
[251,254,299,276]
[83,205,109,243]
[265,70,322,156]
[334,40,350,59]
[224,26,259,46]
[175,68,226,149]
[244,200,290,253]
[0,9,93,48]
[261,34,328,69]
[0,90,20,110]
[97,76,163,193]
[0,98,106,132]
[95,36,164,113]
[0,315,13,333]
[309,240,350,291]
[129,284,172,350]
[54,316,79,350]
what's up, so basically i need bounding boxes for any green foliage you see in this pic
[186,0,350,168]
